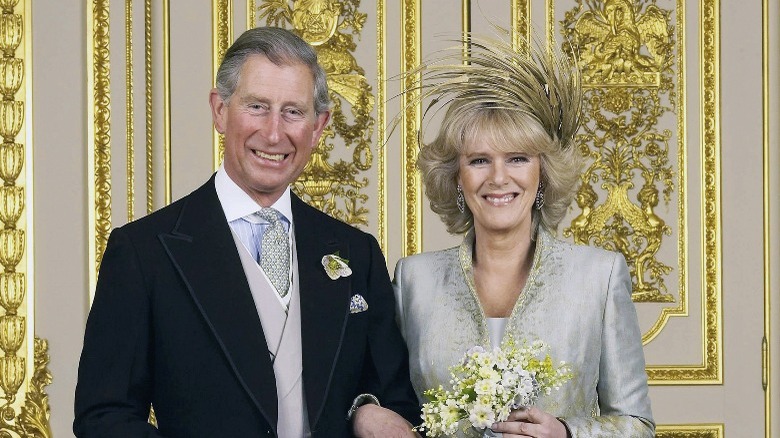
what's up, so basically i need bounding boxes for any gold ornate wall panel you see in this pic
[558,0,686,347]
[561,0,678,305]
[522,0,721,384]
[0,0,51,436]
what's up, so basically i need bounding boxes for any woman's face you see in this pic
[458,137,541,236]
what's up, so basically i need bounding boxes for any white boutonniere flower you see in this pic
[322,253,352,280]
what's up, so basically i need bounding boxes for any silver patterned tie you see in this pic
[256,208,290,297]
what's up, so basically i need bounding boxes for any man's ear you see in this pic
[209,89,227,134]
[310,110,331,148]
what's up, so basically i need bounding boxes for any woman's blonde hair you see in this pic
[403,31,583,235]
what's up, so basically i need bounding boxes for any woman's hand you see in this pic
[488,406,568,438]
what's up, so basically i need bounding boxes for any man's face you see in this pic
[210,54,330,207]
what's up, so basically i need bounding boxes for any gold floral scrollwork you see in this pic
[562,0,676,302]
[0,0,52,436]
[258,0,374,226]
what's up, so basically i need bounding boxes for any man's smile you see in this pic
[253,149,289,162]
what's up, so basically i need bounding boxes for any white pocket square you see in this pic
[349,294,368,314]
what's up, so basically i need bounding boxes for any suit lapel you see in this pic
[158,178,278,430]
[292,195,352,428]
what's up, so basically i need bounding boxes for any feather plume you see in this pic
[390,29,582,149]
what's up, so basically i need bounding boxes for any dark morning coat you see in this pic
[74,176,420,437]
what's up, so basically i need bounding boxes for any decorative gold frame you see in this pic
[401,0,422,257]
[88,0,113,301]
[639,0,689,346]
[761,0,772,435]
[512,0,530,44]
[656,424,724,438]
[0,0,52,435]
[144,0,153,214]
[163,0,171,205]
[212,0,232,170]
[377,0,388,251]
[126,0,135,222]
[644,0,721,384]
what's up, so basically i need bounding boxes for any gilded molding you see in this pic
[642,0,688,346]
[377,0,387,251]
[761,0,772,434]
[511,0,530,47]
[125,0,134,222]
[212,0,232,170]
[646,0,721,384]
[248,0,255,30]
[88,0,113,299]
[163,0,171,205]
[145,0,153,214]
[401,0,422,256]
[655,423,723,438]
[462,0,470,60]
[0,0,51,434]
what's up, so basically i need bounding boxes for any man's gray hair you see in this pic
[215,27,330,114]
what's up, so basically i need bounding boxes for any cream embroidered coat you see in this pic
[393,229,655,437]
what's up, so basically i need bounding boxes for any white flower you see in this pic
[321,253,352,280]
[478,366,501,382]
[475,351,495,369]
[468,403,496,429]
[501,370,519,387]
[440,399,461,426]
[474,378,499,396]
[466,345,486,356]
[494,351,510,370]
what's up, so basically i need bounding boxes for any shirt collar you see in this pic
[214,165,294,225]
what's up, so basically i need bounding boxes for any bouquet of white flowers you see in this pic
[418,339,572,437]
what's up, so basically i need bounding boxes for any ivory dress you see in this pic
[393,228,654,437]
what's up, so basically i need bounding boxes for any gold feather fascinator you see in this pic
[391,29,583,149]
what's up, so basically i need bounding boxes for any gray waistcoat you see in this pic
[231,230,310,438]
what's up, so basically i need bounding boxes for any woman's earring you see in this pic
[534,181,545,210]
[456,185,465,213]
